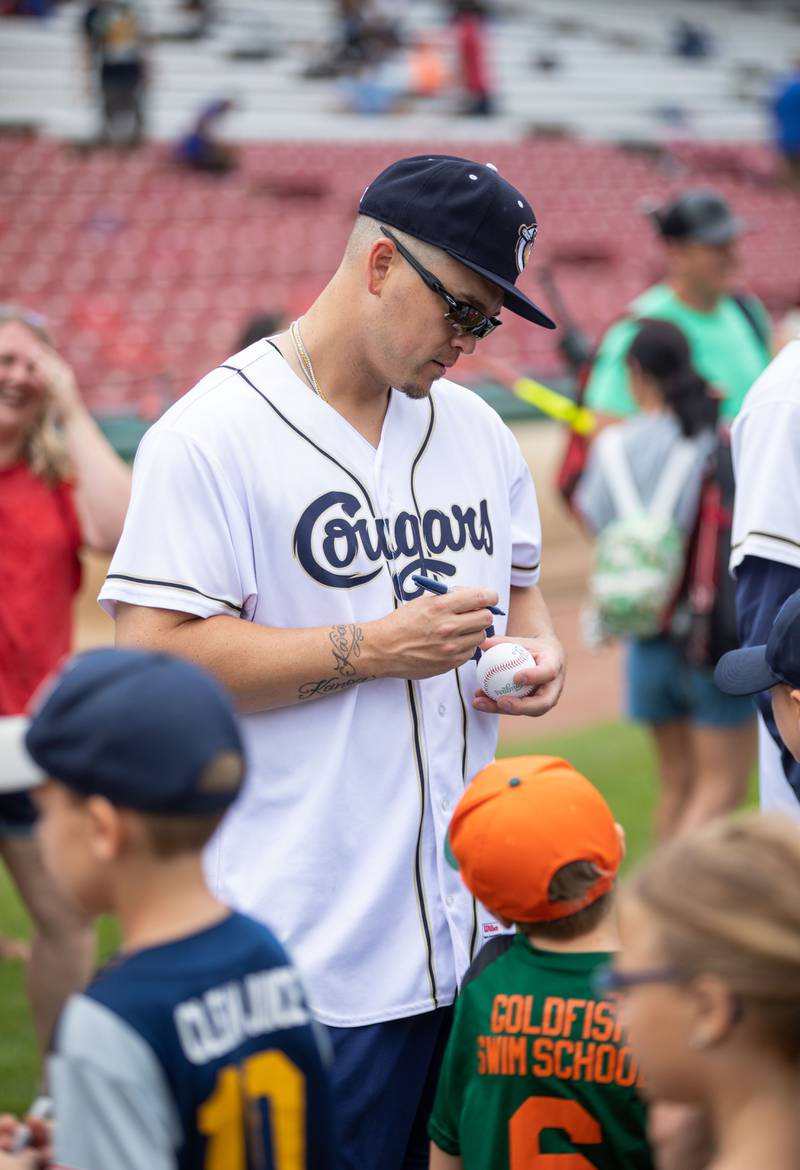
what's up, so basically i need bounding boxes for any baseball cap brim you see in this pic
[689,214,747,246]
[713,644,781,696]
[444,248,557,330]
[0,717,45,793]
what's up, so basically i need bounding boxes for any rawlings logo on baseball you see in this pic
[476,643,537,700]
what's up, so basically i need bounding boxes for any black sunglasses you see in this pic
[380,226,502,339]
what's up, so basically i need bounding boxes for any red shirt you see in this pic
[0,462,82,714]
[457,14,490,98]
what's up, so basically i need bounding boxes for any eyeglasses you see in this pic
[380,226,502,339]
[592,965,681,996]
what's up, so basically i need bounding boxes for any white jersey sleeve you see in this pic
[505,426,542,588]
[100,424,256,620]
[509,435,540,589]
[730,341,800,574]
[50,995,181,1170]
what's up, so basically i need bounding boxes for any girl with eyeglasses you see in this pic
[609,812,800,1170]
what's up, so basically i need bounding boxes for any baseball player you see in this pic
[98,154,567,1167]
[726,340,800,817]
[0,648,336,1170]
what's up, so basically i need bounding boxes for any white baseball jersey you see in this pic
[730,340,800,816]
[99,339,543,1026]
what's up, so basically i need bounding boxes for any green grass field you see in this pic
[0,719,756,1113]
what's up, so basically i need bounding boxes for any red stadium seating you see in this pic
[1,139,797,412]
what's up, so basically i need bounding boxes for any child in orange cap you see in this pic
[428,755,653,1170]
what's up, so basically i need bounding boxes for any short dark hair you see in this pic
[517,860,614,942]
[64,787,227,860]
[138,810,227,858]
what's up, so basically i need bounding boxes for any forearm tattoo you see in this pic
[297,624,375,702]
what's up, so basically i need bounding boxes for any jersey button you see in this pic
[438,703,446,716]
[441,797,449,811]
[445,895,455,908]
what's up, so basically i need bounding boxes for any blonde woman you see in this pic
[608,813,800,1170]
[0,307,131,1056]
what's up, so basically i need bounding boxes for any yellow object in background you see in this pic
[512,377,596,435]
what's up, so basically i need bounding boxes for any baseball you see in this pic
[476,643,537,701]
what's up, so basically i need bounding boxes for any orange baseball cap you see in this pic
[446,756,621,923]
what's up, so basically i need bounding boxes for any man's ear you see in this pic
[789,688,800,714]
[366,236,396,296]
[615,822,627,862]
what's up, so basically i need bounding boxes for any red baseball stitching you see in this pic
[481,649,529,681]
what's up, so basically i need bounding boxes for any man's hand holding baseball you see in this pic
[472,631,565,717]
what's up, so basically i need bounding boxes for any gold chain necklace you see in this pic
[289,318,328,403]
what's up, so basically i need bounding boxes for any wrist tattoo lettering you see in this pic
[329,623,364,678]
[298,676,372,702]
[296,624,373,702]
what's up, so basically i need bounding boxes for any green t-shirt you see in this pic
[429,936,653,1170]
[584,284,771,421]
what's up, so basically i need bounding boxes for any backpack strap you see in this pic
[596,426,643,520]
[732,293,770,349]
[649,438,699,521]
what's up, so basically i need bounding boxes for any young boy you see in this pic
[0,647,336,1170]
[428,755,653,1170]
[715,587,800,761]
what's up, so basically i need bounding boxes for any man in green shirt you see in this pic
[585,190,770,422]
[428,755,653,1170]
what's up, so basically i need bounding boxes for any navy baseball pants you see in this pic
[327,1005,453,1170]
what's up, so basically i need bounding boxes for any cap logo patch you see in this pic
[515,223,537,274]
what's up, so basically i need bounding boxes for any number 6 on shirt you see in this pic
[510,1096,601,1168]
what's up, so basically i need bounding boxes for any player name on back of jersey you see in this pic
[174,965,310,1065]
[479,993,641,1087]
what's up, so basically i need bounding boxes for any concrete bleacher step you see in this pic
[1,0,798,143]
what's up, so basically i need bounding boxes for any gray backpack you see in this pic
[588,427,697,640]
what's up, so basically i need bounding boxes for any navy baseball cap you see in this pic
[651,189,745,246]
[359,154,556,330]
[714,590,800,696]
[0,648,245,813]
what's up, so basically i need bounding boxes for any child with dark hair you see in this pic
[575,319,755,841]
[428,755,653,1170]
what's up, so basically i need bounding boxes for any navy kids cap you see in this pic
[650,189,745,246]
[0,648,245,813]
[359,154,556,330]
[714,590,800,696]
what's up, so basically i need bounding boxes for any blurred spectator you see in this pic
[182,0,213,38]
[82,0,148,147]
[576,320,755,841]
[235,311,286,351]
[671,19,714,60]
[340,58,402,115]
[335,0,400,67]
[451,0,495,116]
[409,33,448,100]
[173,98,237,175]
[771,58,800,186]
[0,306,131,1061]
[585,190,771,424]
[0,0,54,14]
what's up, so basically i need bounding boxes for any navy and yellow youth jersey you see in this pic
[49,911,336,1170]
[429,934,653,1170]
